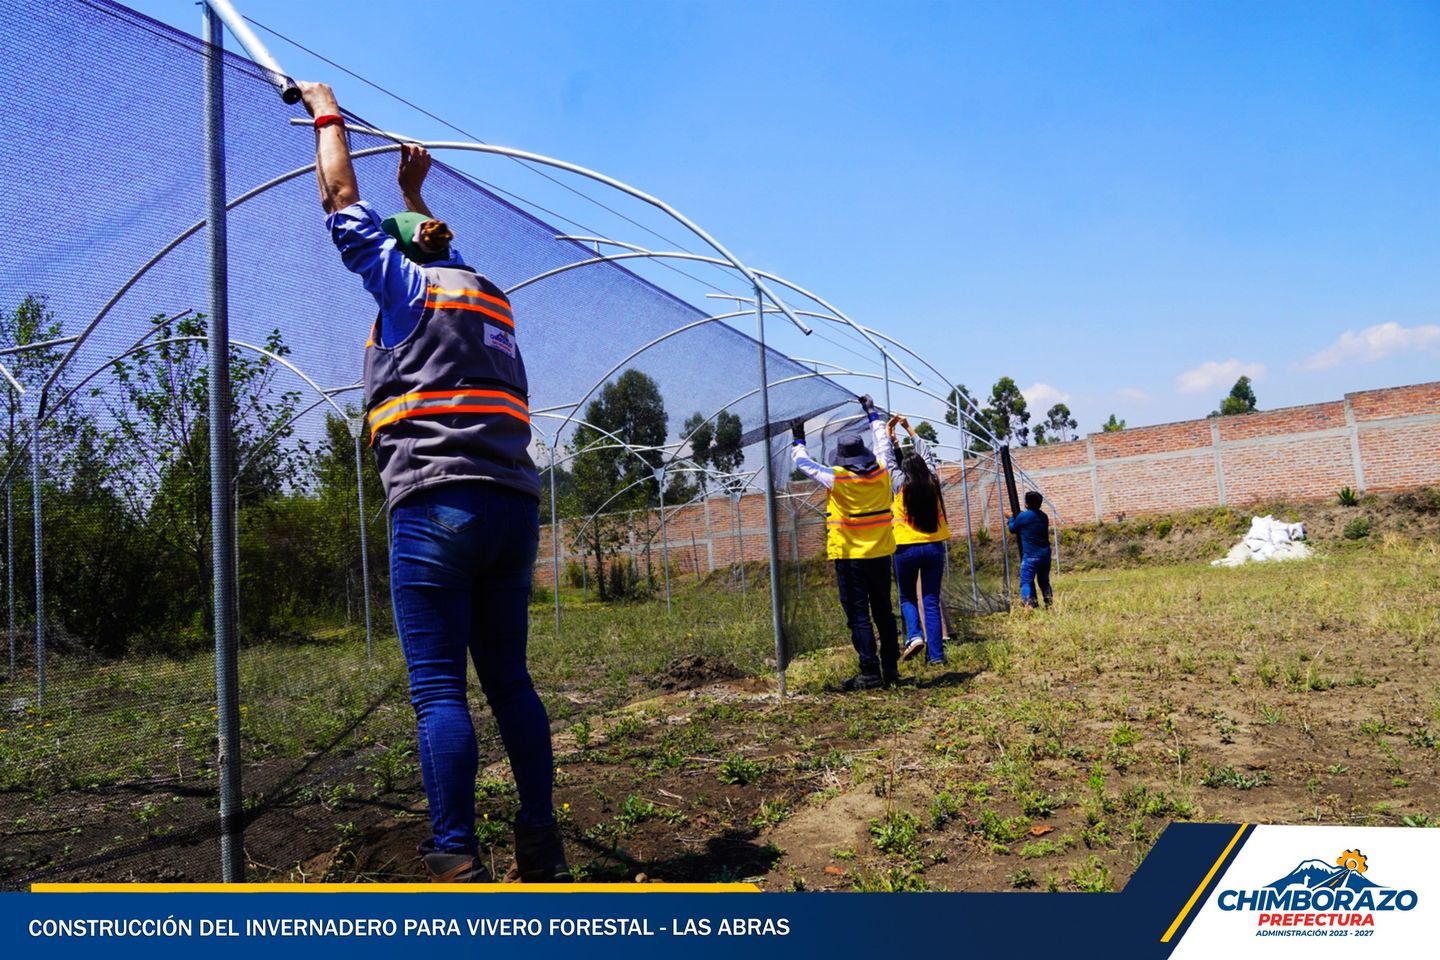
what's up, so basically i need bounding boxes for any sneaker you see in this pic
[901,638,925,661]
[511,820,572,883]
[421,849,491,883]
[840,672,884,691]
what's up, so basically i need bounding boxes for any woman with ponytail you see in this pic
[880,415,950,664]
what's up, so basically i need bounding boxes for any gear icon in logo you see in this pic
[1336,849,1368,873]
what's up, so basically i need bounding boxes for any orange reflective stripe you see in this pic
[832,469,884,483]
[368,388,525,422]
[426,286,512,311]
[369,403,530,436]
[422,299,515,329]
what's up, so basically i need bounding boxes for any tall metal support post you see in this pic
[753,283,786,697]
[203,4,244,883]
[350,423,374,662]
[956,428,980,606]
[29,430,43,709]
[656,466,671,614]
[5,481,12,679]
[548,440,561,634]
[881,352,892,414]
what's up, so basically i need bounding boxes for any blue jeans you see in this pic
[894,541,946,662]
[834,557,899,674]
[1019,549,1053,608]
[390,481,554,855]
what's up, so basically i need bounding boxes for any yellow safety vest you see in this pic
[826,465,896,560]
[892,486,951,546]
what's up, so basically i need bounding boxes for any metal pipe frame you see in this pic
[202,4,245,884]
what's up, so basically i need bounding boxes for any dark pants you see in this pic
[390,482,554,856]
[1020,548,1053,607]
[834,556,899,675]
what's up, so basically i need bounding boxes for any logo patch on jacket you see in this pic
[484,323,516,358]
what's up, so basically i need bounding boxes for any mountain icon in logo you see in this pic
[1268,851,1379,891]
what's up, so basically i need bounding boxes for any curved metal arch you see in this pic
[511,242,921,386]
[567,465,761,548]
[285,122,814,337]
[234,382,363,481]
[538,307,815,451]
[49,130,817,410]
[43,335,349,442]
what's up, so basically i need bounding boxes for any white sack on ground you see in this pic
[1211,515,1312,567]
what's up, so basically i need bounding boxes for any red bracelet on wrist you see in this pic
[314,114,344,130]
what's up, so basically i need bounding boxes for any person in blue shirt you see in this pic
[298,80,568,884]
[1007,490,1054,609]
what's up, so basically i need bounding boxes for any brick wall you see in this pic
[533,380,1440,584]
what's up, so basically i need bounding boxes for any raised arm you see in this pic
[297,81,359,214]
[398,144,435,218]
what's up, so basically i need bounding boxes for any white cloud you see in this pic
[1174,359,1266,395]
[1300,322,1440,371]
[1023,382,1071,411]
[1116,387,1150,403]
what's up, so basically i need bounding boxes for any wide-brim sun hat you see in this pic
[834,433,877,473]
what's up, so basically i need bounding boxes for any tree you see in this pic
[945,385,977,428]
[566,369,669,600]
[1043,403,1078,443]
[100,312,304,645]
[1032,424,1048,445]
[982,376,1030,447]
[1210,376,1258,417]
[709,411,744,490]
[947,384,994,452]
[1102,414,1126,432]
[681,412,714,494]
[295,408,388,630]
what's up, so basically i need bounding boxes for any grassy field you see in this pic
[2,494,1437,888]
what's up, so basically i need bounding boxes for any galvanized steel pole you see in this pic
[5,480,11,679]
[549,439,561,635]
[351,425,374,662]
[754,283,786,698]
[656,467,671,614]
[956,433,980,607]
[203,4,244,883]
[29,430,42,710]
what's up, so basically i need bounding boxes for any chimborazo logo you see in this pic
[1218,849,1418,932]
[483,323,516,358]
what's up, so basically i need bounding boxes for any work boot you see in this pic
[841,671,884,692]
[419,840,492,883]
[882,664,901,687]
[509,820,572,883]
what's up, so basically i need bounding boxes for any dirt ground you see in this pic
[7,490,1438,890]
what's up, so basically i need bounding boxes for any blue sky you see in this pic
[129,0,1439,436]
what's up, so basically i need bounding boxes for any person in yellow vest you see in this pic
[881,414,950,665]
[790,395,900,690]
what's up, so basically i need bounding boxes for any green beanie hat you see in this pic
[381,211,449,264]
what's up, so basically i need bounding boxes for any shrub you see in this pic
[565,560,585,588]
[1343,517,1371,541]
[1152,518,1173,539]
[1337,486,1359,507]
